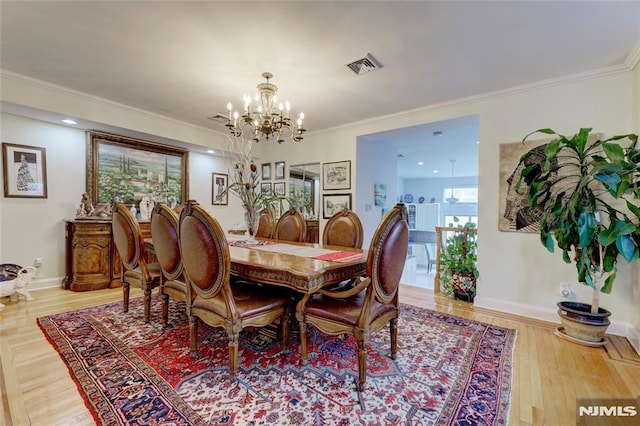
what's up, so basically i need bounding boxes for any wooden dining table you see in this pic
[144,237,367,322]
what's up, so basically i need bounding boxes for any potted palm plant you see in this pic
[440,217,478,302]
[517,128,639,345]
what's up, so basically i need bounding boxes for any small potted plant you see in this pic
[517,128,639,345]
[440,217,478,302]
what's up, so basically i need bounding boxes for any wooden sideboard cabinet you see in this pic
[63,219,151,291]
[305,219,319,244]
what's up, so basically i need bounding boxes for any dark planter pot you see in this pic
[453,289,475,303]
[556,301,611,344]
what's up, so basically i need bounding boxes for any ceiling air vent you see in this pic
[346,53,383,76]
[207,113,227,123]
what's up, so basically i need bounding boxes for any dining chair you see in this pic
[150,203,188,326]
[298,202,409,391]
[273,208,307,242]
[256,208,276,239]
[322,208,364,249]
[112,202,162,323]
[178,200,293,379]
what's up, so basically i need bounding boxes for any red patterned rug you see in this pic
[37,295,516,425]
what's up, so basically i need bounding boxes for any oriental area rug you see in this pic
[37,295,516,425]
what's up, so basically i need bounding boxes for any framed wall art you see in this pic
[274,182,286,196]
[322,160,351,190]
[212,173,228,205]
[260,182,272,193]
[2,142,48,198]
[498,133,600,233]
[275,161,286,180]
[322,193,352,219]
[261,163,271,180]
[86,131,188,206]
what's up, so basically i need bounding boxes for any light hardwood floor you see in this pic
[1,285,639,425]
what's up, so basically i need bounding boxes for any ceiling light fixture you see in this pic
[62,119,77,125]
[418,161,424,165]
[446,159,459,204]
[225,72,305,144]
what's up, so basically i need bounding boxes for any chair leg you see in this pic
[357,339,367,392]
[390,318,398,360]
[280,310,290,352]
[189,315,197,356]
[143,288,152,323]
[228,331,239,380]
[162,293,169,326]
[299,322,308,366]
[122,282,130,313]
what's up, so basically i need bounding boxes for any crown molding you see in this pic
[624,39,640,69]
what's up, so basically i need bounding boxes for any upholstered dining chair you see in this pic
[178,200,293,379]
[322,208,364,249]
[256,208,276,239]
[273,208,307,242]
[150,203,187,326]
[112,202,162,323]
[298,203,409,391]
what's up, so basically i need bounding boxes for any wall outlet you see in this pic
[34,257,43,268]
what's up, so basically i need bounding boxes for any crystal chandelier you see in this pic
[226,72,306,144]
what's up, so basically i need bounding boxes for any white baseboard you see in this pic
[474,295,639,355]
[29,276,64,291]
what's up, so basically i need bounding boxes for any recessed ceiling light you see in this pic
[433,170,439,174]
[62,119,77,125]
[476,140,480,144]
[207,149,215,154]
[417,161,424,165]
[433,131,443,137]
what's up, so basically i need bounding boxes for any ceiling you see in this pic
[1,1,639,179]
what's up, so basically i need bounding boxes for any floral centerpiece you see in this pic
[218,137,282,239]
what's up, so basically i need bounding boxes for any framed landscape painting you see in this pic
[86,131,188,206]
[322,160,351,190]
[323,193,351,218]
[2,142,47,198]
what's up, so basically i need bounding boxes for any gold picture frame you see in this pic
[86,131,188,206]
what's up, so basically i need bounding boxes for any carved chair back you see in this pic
[256,209,276,239]
[274,208,307,242]
[322,208,364,248]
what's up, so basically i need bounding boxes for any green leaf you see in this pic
[627,200,640,219]
[602,142,625,162]
[578,210,596,248]
[601,273,615,294]
[594,173,622,197]
[616,234,638,262]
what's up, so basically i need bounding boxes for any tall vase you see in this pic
[244,207,260,242]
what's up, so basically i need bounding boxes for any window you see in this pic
[443,187,478,203]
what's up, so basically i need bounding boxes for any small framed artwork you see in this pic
[274,182,286,196]
[212,173,228,205]
[261,182,272,193]
[275,161,286,180]
[323,193,352,219]
[322,160,351,190]
[261,163,271,180]
[2,143,48,198]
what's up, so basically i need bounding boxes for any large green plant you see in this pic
[517,128,640,313]
[440,217,478,298]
